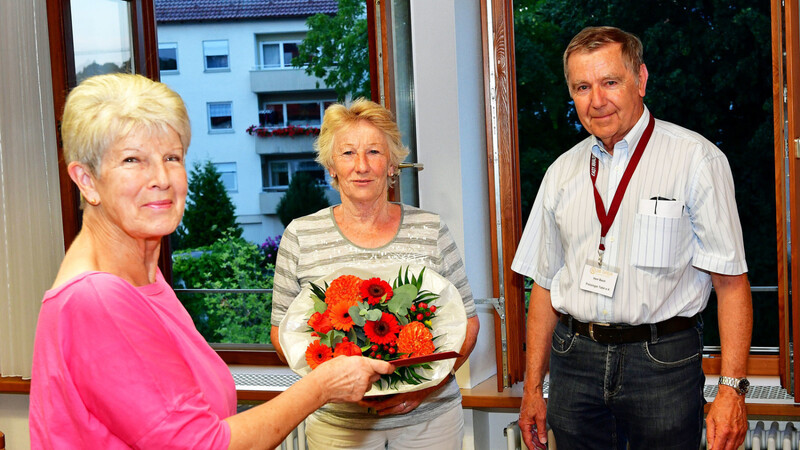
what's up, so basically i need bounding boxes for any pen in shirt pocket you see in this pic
[649,196,684,215]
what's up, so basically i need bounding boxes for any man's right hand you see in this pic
[520,387,548,449]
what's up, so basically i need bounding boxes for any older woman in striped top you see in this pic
[270,98,480,450]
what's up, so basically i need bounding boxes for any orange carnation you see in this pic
[397,321,435,358]
[325,274,364,307]
[333,340,363,357]
[305,340,333,369]
[328,301,355,332]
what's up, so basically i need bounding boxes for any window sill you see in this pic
[5,372,800,417]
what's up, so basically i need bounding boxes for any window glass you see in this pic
[283,42,300,66]
[154,2,367,346]
[261,43,280,68]
[158,43,178,73]
[213,162,237,191]
[297,160,326,185]
[286,102,321,126]
[203,40,229,70]
[259,103,285,127]
[264,158,327,190]
[269,161,290,188]
[208,102,232,130]
[70,0,134,83]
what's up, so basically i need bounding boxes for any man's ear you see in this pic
[638,63,649,98]
[67,161,99,203]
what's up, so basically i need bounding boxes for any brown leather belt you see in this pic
[559,314,697,344]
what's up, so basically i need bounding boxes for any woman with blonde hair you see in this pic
[271,98,480,449]
[29,74,392,449]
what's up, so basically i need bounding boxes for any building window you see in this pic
[158,42,178,73]
[207,102,232,132]
[259,41,300,69]
[203,40,229,70]
[258,101,334,128]
[262,157,327,191]
[213,162,237,192]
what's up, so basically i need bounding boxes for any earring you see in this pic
[87,196,99,206]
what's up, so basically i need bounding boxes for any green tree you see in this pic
[513,0,775,345]
[294,0,369,101]
[276,172,331,227]
[174,161,242,250]
[172,232,273,344]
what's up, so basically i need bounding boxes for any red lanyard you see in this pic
[590,114,655,266]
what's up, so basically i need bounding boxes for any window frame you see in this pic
[212,162,238,192]
[258,100,330,129]
[158,42,178,74]
[261,156,330,192]
[258,40,301,70]
[207,101,233,133]
[43,0,790,381]
[481,0,786,389]
[202,39,230,71]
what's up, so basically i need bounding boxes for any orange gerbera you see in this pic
[305,340,333,369]
[333,340,363,357]
[328,301,355,331]
[360,278,394,305]
[363,312,401,344]
[397,321,435,358]
[308,311,333,335]
[325,274,364,307]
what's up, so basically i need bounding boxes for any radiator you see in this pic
[504,421,799,449]
[279,420,307,450]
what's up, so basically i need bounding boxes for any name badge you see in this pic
[580,264,618,297]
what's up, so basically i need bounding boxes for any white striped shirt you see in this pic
[511,108,747,325]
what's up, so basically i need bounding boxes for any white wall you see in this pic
[410,0,495,388]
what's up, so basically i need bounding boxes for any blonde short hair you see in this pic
[61,73,191,176]
[563,26,644,85]
[315,98,409,189]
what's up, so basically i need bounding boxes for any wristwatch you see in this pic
[718,376,750,395]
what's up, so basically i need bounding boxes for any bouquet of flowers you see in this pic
[279,264,467,395]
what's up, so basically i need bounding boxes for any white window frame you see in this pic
[158,42,178,74]
[213,162,238,192]
[258,40,301,70]
[258,100,333,128]
[263,157,329,191]
[207,101,233,133]
[203,39,229,71]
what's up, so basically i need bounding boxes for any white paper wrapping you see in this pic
[279,264,467,395]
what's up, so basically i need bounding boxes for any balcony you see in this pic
[250,67,327,93]
[259,188,341,215]
[254,134,316,155]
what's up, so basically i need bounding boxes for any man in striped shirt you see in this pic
[512,26,752,450]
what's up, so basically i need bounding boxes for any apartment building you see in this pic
[155,0,342,243]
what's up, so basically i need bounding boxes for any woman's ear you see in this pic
[68,162,100,206]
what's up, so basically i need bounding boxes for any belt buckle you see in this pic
[588,322,610,342]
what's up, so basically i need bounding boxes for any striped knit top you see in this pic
[272,203,476,430]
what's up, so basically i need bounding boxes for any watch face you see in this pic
[738,378,750,393]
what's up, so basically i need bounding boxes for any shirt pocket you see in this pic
[630,212,692,270]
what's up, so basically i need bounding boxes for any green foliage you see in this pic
[174,161,242,250]
[276,172,331,227]
[172,231,273,344]
[294,0,369,101]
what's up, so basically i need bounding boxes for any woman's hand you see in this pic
[357,374,450,415]
[309,356,394,403]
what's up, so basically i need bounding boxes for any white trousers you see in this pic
[305,405,465,450]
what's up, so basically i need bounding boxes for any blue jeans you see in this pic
[547,319,705,449]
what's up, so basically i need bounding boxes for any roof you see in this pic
[155,0,338,22]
